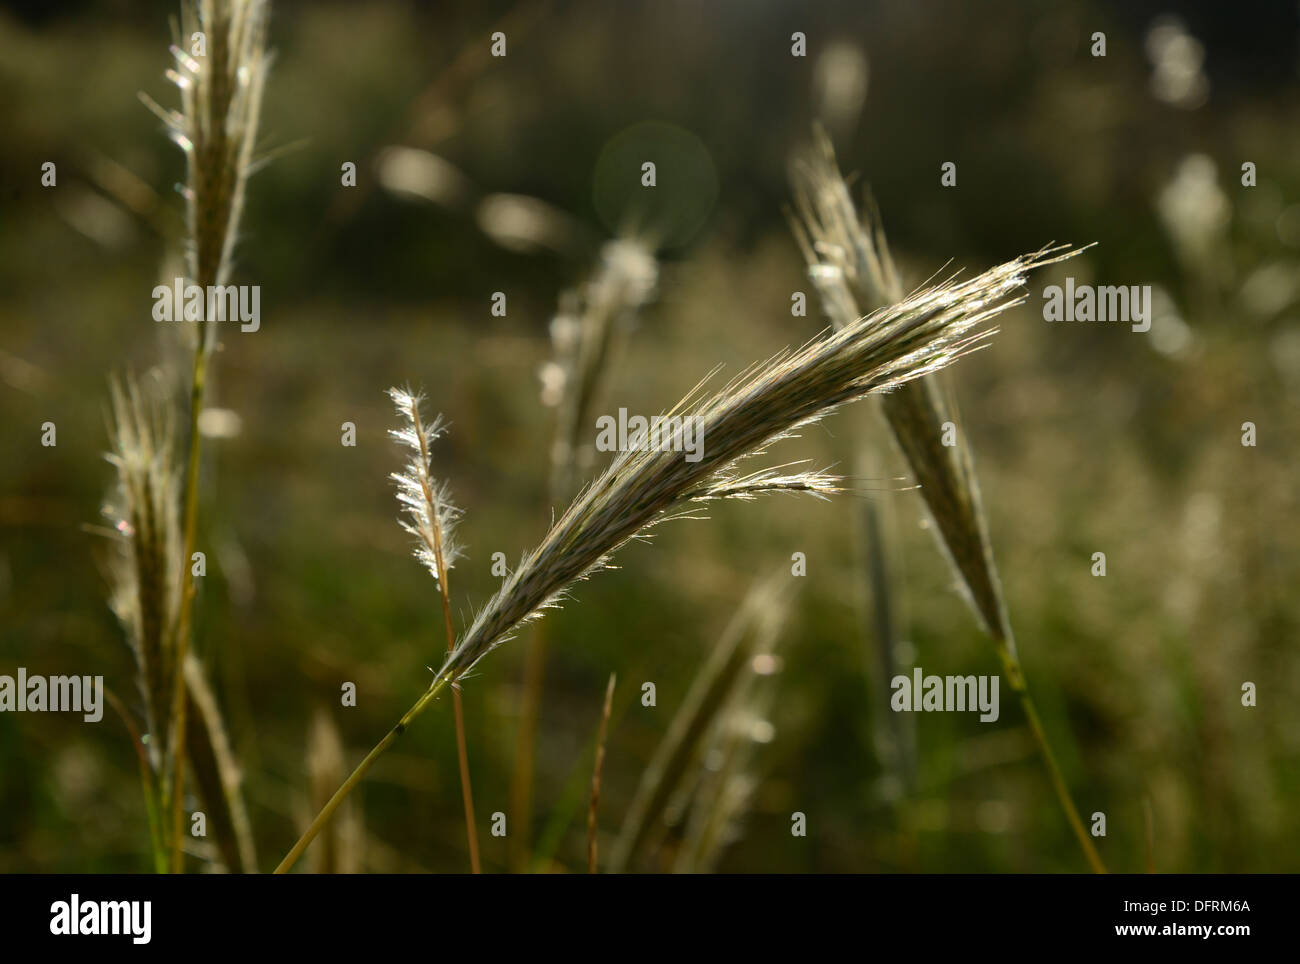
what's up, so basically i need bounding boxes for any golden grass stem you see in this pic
[450,686,480,874]
[587,674,616,873]
[275,675,453,874]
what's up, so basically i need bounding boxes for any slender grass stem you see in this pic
[407,395,480,874]
[509,624,546,871]
[275,675,453,874]
[996,643,1106,874]
[169,341,207,873]
[587,673,616,874]
[429,495,480,874]
[105,687,167,873]
[449,681,480,874]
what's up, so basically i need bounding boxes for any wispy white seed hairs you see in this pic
[385,386,482,873]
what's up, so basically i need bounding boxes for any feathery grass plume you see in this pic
[277,246,1070,873]
[183,655,257,873]
[790,131,1106,873]
[388,388,464,584]
[672,611,787,874]
[513,235,658,871]
[387,387,481,873]
[306,710,362,874]
[609,571,792,872]
[439,249,1071,684]
[587,673,616,874]
[139,0,272,872]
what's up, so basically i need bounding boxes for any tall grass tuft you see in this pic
[276,247,1074,872]
[790,130,1105,873]
[102,0,272,872]
[101,374,254,872]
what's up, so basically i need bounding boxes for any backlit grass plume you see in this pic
[790,130,1105,873]
[388,389,464,585]
[276,245,1073,873]
[438,250,1068,682]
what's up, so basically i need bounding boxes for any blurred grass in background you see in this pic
[1,0,1297,872]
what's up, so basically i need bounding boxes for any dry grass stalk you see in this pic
[102,374,255,872]
[788,136,918,793]
[791,129,1012,653]
[387,387,481,873]
[183,655,257,872]
[790,130,1105,873]
[587,673,616,873]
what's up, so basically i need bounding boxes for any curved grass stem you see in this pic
[997,644,1107,874]
[274,675,453,874]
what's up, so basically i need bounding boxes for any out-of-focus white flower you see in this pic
[1146,16,1209,109]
